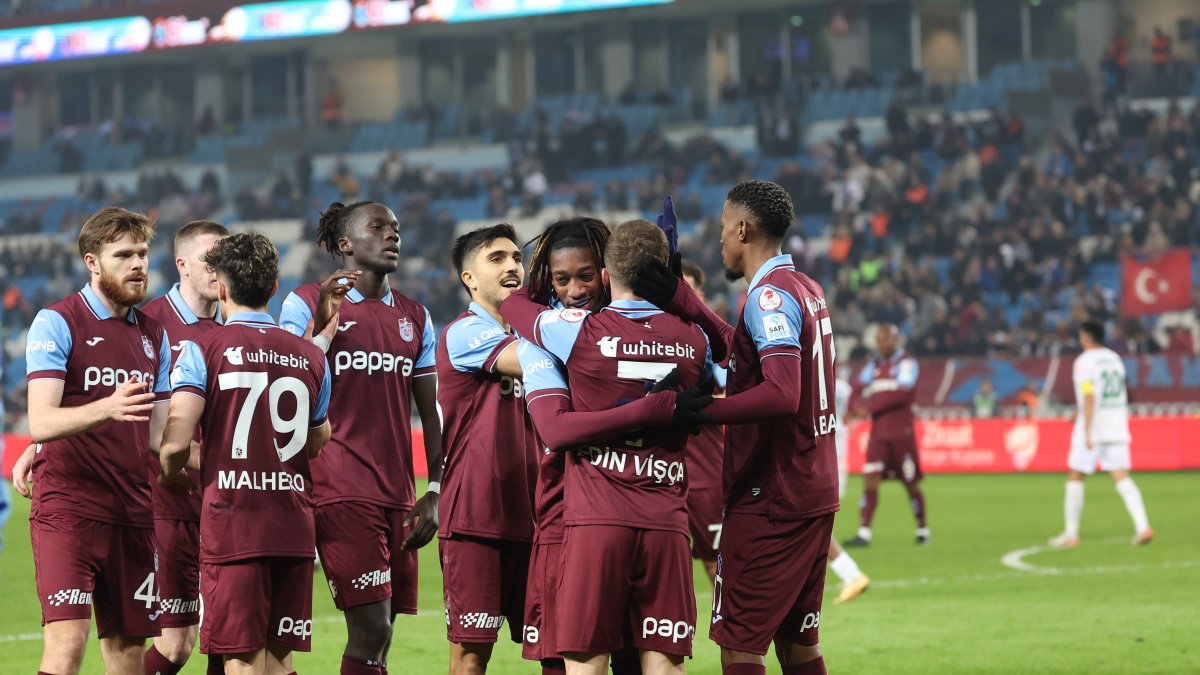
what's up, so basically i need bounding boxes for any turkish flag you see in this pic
[1121,250,1194,316]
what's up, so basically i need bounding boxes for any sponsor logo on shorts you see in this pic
[799,611,820,633]
[277,617,313,639]
[351,568,391,591]
[523,625,540,644]
[159,597,200,614]
[47,589,92,607]
[641,617,695,644]
[458,612,505,630]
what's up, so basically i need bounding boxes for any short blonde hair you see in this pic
[605,219,668,288]
[78,207,155,258]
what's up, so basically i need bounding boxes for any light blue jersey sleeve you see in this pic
[711,363,728,389]
[26,309,72,376]
[312,364,332,424]
[445,315,513,373]
[534,308,588,363]
[743,285,805,353]
[896,357,919,389]
[170,341,208,394]
[518,340,569,394]
[154,329,172,397]
[415,307,438,371]
[279,292,313,337]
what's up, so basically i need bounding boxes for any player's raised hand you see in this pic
[656,195,679,256]
[402,492,439,550]
[12,443,36,498]
[672,386,714,434]
[105,379,156,423]
[631,257,680,309]
[314,269,360,335]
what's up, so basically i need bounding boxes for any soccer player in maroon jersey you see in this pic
[522,219,713,675]
[159,232,332,675]
[279,201,444,675]
[844,323,928,547]
[633,180,840,675]
[679,260,726,584]
[17,207,173,675]
[140,220,229,675]
[436,223,537,674]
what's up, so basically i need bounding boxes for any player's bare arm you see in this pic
[27,377,156,444]
[157,392,205,493]
[404,374,443,550]
[306,421,332,459]
[11,443,36,498]
[1082,386,1095,449]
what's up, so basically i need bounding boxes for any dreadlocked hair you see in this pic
[525,217,611,307]
[316,201,377,258]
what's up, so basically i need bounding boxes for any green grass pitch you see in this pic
[1,473,1196,673]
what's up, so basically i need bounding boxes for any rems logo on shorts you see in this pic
[47,589,93,607]
[277,617,313,640]
[642,617,695,644]
[459,612,505,630]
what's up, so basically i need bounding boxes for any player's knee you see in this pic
[158,627,198,663]
[456,645,491,674]
[43,622,89,669]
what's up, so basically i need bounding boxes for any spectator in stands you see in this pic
[322,79,345,130]
[1016,385,1040,418]
[973,379,998,418]
[839,114,862,147]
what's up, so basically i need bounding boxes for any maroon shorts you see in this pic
[31,513,161,639]
[154,518,201,628]
[710,512,834,655]
[865,435,922,482]
[522,540,563,661]
[315,501,418,615]
[200,557,314,655]
[556,525,696,657]
[687,487,724,561]
[440,535,530,645]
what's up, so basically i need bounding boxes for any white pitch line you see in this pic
[1000,536,1128,574]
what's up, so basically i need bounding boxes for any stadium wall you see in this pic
[5,419,1200,482]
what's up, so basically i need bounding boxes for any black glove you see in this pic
[649,367,682,394]
[632,257,680,309]
[673,386,714,435]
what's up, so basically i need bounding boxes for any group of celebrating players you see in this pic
[13,178,915,675]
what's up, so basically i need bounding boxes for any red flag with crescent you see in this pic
[1121,250,1193,316]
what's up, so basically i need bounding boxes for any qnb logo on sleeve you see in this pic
[277,617,313,639]
[642,617,695,644]
[83,367,153,391]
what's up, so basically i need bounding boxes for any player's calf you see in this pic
[98,633,147,674]
[450,641,495,675]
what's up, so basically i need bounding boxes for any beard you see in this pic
[724,267,743,282]
[98,266,148,307]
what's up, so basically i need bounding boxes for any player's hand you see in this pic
[672,386,714,434]
[158,468,196,497]
[304,311,342,349]
[1085,431,1093,450]
[314,270,360,335]
[104,379,156,423]
[649,367,682,394]
[402,492,439,550]
[631,257,680,309]
[12,443,36,498]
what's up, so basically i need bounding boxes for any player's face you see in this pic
[180,233,224,303]
[466,237,523,308]
[719,201,745,280]
[90,233,149,308]
[344,204,401,274]
[549,247,604,310]
[875,327,897,357]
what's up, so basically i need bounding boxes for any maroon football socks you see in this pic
[143,646,184,675]
[783,657,828,675]
[905,482,927,528]
[206,654,225,675]
[341,655,383,675]
[859,488,879,528]
[541,658,566,675]
[722,664,766,675]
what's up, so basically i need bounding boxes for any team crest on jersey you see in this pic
[561,308,587,323]
[398,318,414,342]
[141,336,155,359]
[758,288,783,311]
